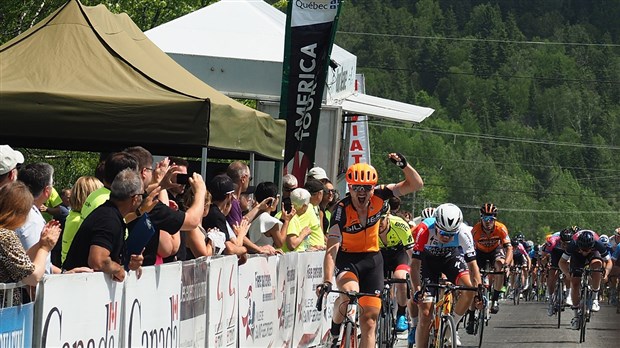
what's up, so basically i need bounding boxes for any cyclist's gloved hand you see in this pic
[389,152,408,169]
[412,290,423,304]
[318,281,332,295]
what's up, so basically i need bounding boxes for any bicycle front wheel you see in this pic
[477,309,485,348]
[342,321,356,348]
[579,288,589,343]
[439,315,457,348]
[556,285,563,329]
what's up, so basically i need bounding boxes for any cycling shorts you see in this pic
[550,248,564,268]
[513,253,527,266]
[569,250,603,277]
[475,247,506,270]
[381,248,411,275]
[335,251,383,308]
[421,252,469,299]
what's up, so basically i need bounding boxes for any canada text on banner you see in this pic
[34,273,123,347]
[123,263,182,347]
[280,0,343,183]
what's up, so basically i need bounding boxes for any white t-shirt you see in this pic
[15,206,51,273]
[248,212,282,247]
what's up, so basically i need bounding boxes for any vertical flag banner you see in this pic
[280,0,343,183]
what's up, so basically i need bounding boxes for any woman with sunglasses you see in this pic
[469,203,513,316]
[318,152,423,348]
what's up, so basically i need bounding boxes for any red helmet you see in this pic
[345,163,378,186]
[480,203,498,216]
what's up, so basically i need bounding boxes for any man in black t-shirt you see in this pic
[63,169,158,281]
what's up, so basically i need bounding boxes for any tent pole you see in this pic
[249,153,255,182]
[201,147,208,180]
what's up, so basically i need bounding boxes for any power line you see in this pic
[424,201,618,214]
[356,66,620,85]
[337,30,620,48]
[367,121,620,151]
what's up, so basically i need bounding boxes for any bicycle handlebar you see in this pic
[384,273,413,299]
[316,287,379,312]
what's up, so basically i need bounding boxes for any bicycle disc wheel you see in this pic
[477,309,485,348]
[342,321,356,348]
[439,315,457,348]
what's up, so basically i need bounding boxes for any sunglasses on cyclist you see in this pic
[439,229,458,237]
[481,215,496,223]
[351,184,373,192]
[578,247,593,253]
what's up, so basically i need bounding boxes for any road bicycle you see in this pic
[421,280,480,348]
[316,286,378,348]
[376,274,412,348]
[464,269,501,348]
[509,265,525,305]
[548,266,566,328]
[577,266,604,343]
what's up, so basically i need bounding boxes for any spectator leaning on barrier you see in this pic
[0,181,61,305]
[16,163,60,275]
[183,185,219,258]
[247,182,285,249]
[0,144,24,188]
[277,188,313,252]
[63,169,161,281]
[204,174,248,263]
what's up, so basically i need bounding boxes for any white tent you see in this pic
[145,0,434,123]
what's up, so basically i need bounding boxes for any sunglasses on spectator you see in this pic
[283,187,296,192]
[481,215,496,222]
[323,189,337,195]
[351,185,373,192]
[439,229,458,237]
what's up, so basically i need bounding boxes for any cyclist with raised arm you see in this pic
[319,153,423,348]
[377,206,414,333]
[542,227,575,315]
[470,203,513,315]
[559,230,612,330]
[410,203,480,348]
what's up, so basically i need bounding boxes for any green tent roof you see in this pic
[0,0,285,160]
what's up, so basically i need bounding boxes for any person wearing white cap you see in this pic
[0,145,25,188]
[307,166,329,182]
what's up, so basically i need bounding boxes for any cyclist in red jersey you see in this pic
[318,153,423,348]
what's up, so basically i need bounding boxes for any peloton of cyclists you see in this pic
[558,229,613,330]
[470,203,513,314]
[319,153,423,348]
[410,203,481,348]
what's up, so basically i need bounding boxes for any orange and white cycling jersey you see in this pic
[471,221,511,253]
[329,186,393,253]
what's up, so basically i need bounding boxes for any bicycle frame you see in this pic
[578,266,604,343]
[377,275,412,348]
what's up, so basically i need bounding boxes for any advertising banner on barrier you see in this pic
[293,251,325,347]
[206,255,238,348]
[180,257,208,347]
[237,255,278,347]
[274,252,298,347]
[35,273,123,347]
[0,302,34,347]
[123,262,182,347]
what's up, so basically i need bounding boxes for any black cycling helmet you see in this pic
[480,203,498,217]
[576,230,596,250]
[515,233,525,242]
[559,228,573,242]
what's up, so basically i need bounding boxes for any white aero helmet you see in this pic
[421,207,436,219]
[434,203,463,234]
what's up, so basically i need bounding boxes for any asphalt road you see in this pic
[394,298,620,347]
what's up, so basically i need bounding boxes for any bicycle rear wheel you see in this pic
[439,315,457,348]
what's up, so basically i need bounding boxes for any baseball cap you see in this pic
[0,145,24,175]
[208,174,235,201]
[307,167,328,181]
[243,185,256,195]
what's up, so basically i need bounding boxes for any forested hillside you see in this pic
[1,0,618,240]
[333,0,620,240]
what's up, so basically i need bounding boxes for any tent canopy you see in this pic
[0,0,286,160]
